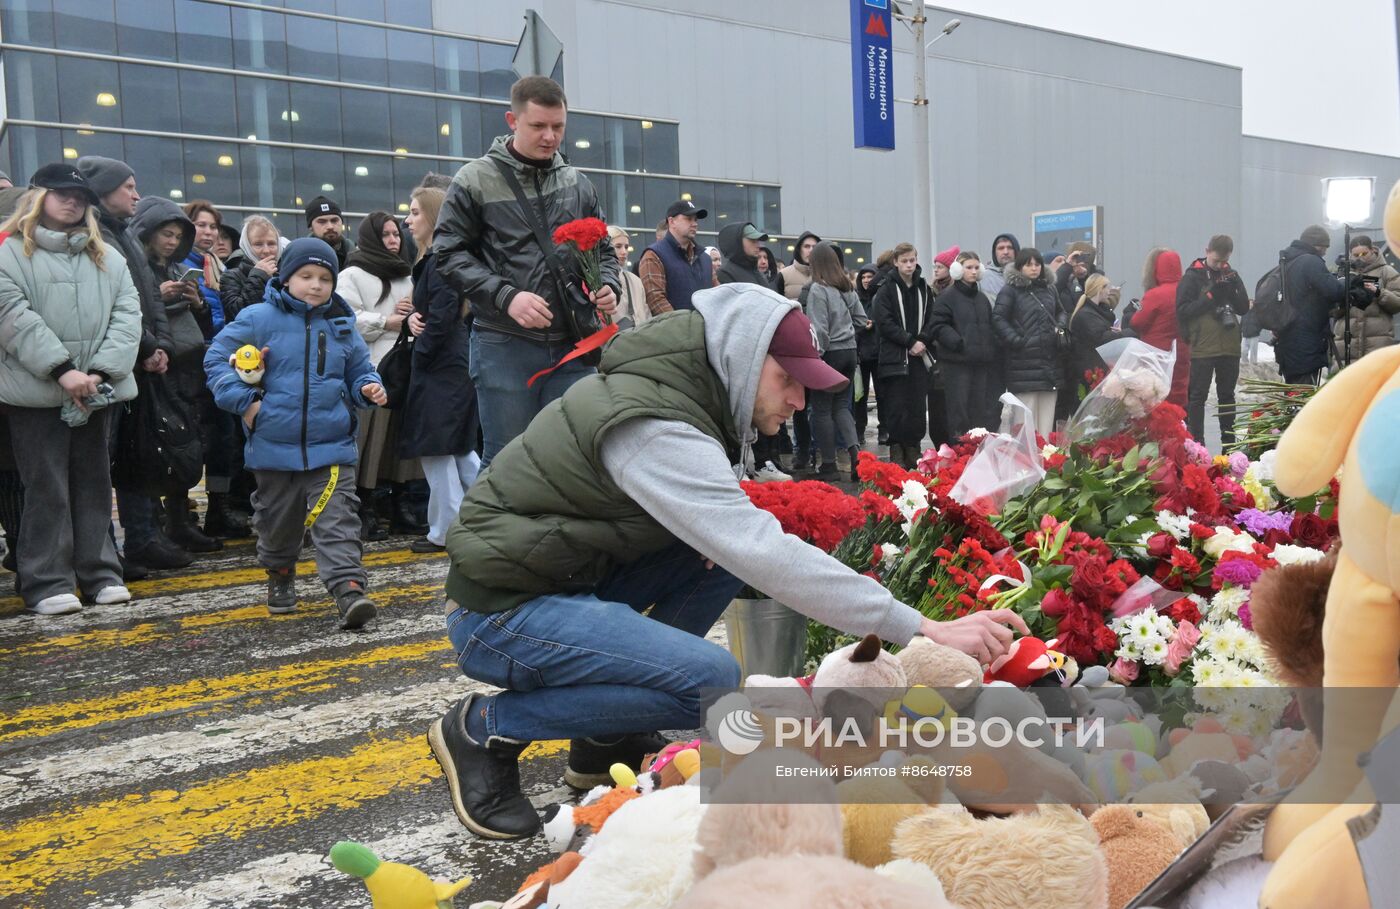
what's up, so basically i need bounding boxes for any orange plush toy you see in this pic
[1259,176,1400,909]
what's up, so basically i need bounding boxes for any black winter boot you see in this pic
[428,694,541,839]
[168,496,223,553]
[203,492,251,539]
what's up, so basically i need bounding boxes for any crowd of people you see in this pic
[0,69,1395,628]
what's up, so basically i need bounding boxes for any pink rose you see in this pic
[1109,657,1140,685]
[1164,620,1202,677]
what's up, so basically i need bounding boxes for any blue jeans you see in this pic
[468,327,595,467]
[446,542,743,742]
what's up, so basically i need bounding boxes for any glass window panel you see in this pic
[385,0,431,28]
[434,36,479,96]
[232,7,287,73]
[285,0,334,12]
[61,127,122,166]
[436,99,481,159]
[184,140,241,207]
[262,211,298,240]
[388,93,434,157]
[477,42,515,100]
[179,70,237,139]
[237,142,292,211]
[5,52,60,124]
[550,55,564,87]
[642,177,677,228]
[565,114,604,170]
[622,175,646,226]
[288,82,342,147]
[115,0,175,60]
[393,156,429,209]
[478,103,509,151]
[337,22,387,86]
[340,88,390,152]
[286,13,338,79]
[2,0,56,47]
[292,148,344,209]
[119,64,182,133]
[641,121,678,175]
[52,0,116,53]
[336,0,382,18]
[587,173,616,224]
[235,76,291,143]
[123,134,185,203]
[10,127,62,188]
[174,0,232,67]
[57,58,121,129]
[677,182,713,221]
[342,152,385,214]
[602,117,640,172]
[713,183,747,228]
[750,185,781,233]
[386,29,434,91]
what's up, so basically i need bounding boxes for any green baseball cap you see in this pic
[741,223,770,242]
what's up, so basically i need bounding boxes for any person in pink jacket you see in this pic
[1129,248,1190,408]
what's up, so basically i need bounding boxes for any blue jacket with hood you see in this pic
[204,280,381,472]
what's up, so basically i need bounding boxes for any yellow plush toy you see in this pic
[329,841,472,909]
[1259,176,1400,909]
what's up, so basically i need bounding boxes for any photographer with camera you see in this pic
[1176,234,1250,446]
[1331,235,1400,364]
[1274,225,1344,386]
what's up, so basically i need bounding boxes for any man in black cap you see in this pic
[304,195,353,267]
[637,199,713,314]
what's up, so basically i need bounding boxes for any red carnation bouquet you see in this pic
[552,217,610,316]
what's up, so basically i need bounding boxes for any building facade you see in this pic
[2,0,1397,284]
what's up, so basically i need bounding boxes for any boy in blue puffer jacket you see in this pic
[205,238,387,629]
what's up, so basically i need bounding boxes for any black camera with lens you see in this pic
[1345,273,1379,309]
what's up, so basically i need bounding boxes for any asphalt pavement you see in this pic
[0,537,680,908]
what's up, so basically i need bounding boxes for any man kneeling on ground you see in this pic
[428,284,1027,839]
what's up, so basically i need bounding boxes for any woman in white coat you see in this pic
[338,210,420,539]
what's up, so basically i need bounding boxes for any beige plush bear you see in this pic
[1090,804,1187,909]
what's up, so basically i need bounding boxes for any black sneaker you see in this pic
[266,568,298,615]
[119,555,149,582]
[427,694,541,839]
[332,580,378,630]
[409,538,446,554]
[564,731,671,790]
[125,539,194,571]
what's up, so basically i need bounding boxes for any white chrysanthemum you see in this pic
[1141,637,1171,666]
[1209,586,1250,622]
[1152,612,1177,639]
[895,479,929,521]
[1156,510,1192,541]
[1271,544,1327,567]
[1116,642,1142,662]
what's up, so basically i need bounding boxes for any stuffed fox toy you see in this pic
[1259,176,1400,909]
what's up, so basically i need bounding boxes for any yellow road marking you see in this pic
[0,733,568,895]
[0,582,445,659]
[0,548,442,615]
[0,639,453,744]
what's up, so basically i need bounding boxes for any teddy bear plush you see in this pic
[837,754,939,868]
[895,635,983,712]
[1091,803,1187,909]
[1259,178,1400,909]
[676,748,957,909]
[891,802,1107,909]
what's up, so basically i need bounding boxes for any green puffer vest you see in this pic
[443,310,741,613]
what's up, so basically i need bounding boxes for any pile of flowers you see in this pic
[743,398,1339,696]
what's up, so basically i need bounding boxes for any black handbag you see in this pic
[376,321,413,410]
[488,157,604,364]
[111,372,204,495]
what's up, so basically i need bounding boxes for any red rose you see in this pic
[1041,587,1074,618]
[1290,512,1332,549]
[1146,532,1175,559]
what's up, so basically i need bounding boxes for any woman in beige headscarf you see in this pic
[607,225,649,329]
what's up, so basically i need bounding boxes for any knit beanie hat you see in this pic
[934,245,961,268]
[1299,224,1331,249]
[75,156,135,199]
[304,195,342,226]
[279,237,339,289]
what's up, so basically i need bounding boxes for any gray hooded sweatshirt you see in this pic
[598,284,924,646]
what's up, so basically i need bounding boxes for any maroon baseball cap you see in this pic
[768,309,849,391]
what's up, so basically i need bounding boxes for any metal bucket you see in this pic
[722,597,808,678]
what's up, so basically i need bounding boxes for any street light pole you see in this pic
[895,4,959,259]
